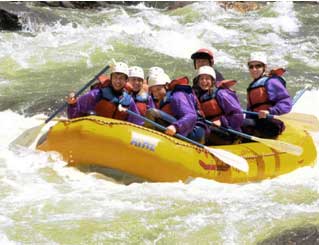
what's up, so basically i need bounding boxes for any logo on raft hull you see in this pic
[130,132,160,152]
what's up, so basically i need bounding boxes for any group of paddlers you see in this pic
[67,48,292,146]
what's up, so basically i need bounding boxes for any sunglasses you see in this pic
[248,64,264,69]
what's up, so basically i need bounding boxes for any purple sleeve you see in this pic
[67,89,101,119]
[147,95,155,109]
[216,89,244,131]
[127,98,144,126]
[266,78,292,115]
[170,92,197,136]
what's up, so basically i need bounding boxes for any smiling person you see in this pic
[191,48,225,87]
[67,62,143,125]
[193,66,243,145]
[128,66,154,116]
[145,73,206,144]
[242,52,292,138]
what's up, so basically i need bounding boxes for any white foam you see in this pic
[0,2,312,71]
[272,1,300,33]
[292,89,319,117]
[0,233,15,245]
[0,78,9,85]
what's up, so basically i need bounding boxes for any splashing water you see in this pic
[1,2,319,244]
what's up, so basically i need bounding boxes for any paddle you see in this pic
[118,105,249,173]
[11,64,110,147]
[205,120,303,156]
[292,85,310,105]
[243,110,319,132]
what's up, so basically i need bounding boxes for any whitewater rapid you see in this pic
[1,1,319,243]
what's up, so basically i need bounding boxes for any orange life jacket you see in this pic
[155,76,192,116]
[134,92,149,116]
[95,86,132,120]
[91,75,111,90]
[155,91,173,115]
[247,74,286,112]
[198,80,237,121]
[167,76,189,90]
[198,89,223,121]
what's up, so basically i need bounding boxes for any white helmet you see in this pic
[148,73,171,87]
[148,66,164,78]
[111,62,129,77]
[196,66,216,80]
[128,66,144,80]
[248,52,267,65]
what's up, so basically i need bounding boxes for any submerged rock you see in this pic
[0,2,69,32]
[219,1,263,13]
[258,225,319,245]
[0,9,21,31]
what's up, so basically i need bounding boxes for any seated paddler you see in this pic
[127,66,155,117]
[67,61,143,125]
[146,72,206,144]
[193,66,244,145]
[242,52,292,139]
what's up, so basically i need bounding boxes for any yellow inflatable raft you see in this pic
[36,116,317,183]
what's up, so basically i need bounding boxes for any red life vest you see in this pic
[95,86,132,120]
[199,89,223,121]
[91,75,111,90]
[155,76,191,116]
[198,80,236,121]
[134,93,149,116]
[247,75,286,112]
[155,91,173,115]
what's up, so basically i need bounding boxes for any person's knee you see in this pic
[188,126,206,144]
[256,119,283,138]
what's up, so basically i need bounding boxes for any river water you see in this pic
[0,2,319,244]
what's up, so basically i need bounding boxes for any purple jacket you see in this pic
[147,95,155,110]
[216,89,244,131]
[169,91,198,136]
[247,77,292,115]
[67,88,144,125]
[196,88,244,131]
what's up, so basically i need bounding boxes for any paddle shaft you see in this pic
[243,86,310,120]
[243,110,277,120]
[121,106,248,172]
[125,108,205,148]
[204,120,303,156]
[292,86,310,105]
[205,120,254,141]
[45,64,110,124]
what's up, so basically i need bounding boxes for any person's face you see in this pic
[195,59,210,69]
[150,85,166,100]
[198,74,214,91]
[248,62,265,80]
[128,77,144,92]
[111,73,127,91]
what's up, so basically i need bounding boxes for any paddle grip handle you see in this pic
[45,65,110,124]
